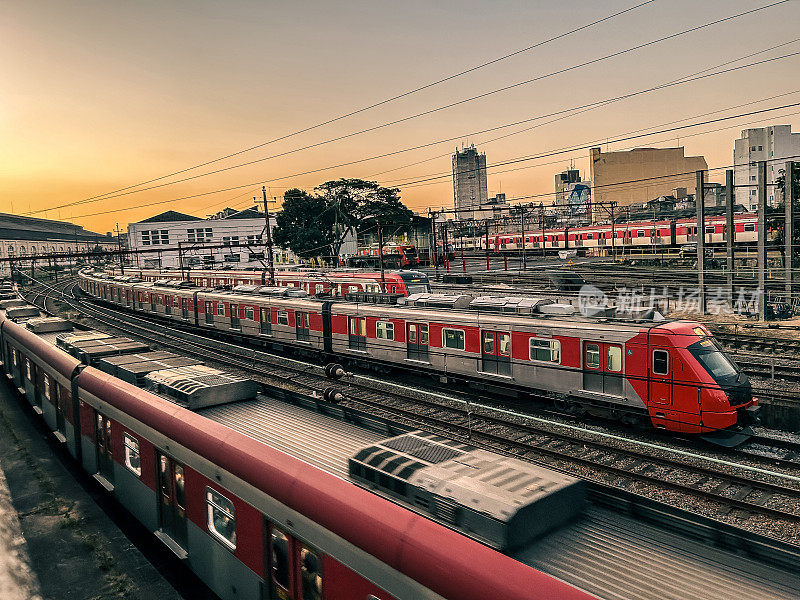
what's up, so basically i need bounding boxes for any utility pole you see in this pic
[485,221,490,271]
[261,186,276,285]
[696,170,706,315]
[757,161,767,320]
[611,203,616,259]
[114,222,125,275]
[177,241,185,281]
[785,161,795,300]
[430,211,439,279]
[725,169,735,302]
[376,220,385,288]
[520,207,527,271]
[540,203,545,258]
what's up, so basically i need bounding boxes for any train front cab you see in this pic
[644,323,757,434]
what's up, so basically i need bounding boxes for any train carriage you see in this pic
[82,271,758,437]
[1,311,591,600]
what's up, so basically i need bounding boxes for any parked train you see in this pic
[0,299,590,600]
[116,268,431,297]
[466,212,762,254]
[81,270,759,438]
[344,243,419,269]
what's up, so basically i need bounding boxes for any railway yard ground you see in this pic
[7,266,800,599]
[0,371,214,600]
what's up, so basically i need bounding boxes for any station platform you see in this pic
[0,456,41,600]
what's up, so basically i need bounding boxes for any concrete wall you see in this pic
[590,147,707,219]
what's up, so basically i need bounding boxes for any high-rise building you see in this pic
[733,125,800,211]
[452,145,488,220]
[590,147,707,220]
[554,169,581,205]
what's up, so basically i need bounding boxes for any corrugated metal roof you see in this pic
[515,507,800,600]
[199,396,383,478]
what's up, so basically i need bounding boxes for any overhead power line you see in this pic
[47,1,658,210]
[27,0,789,217]
[66,101,800,221]
[34,47,800,220]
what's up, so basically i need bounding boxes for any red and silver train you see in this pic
[0,305,590,600]
[464,212,762,253]
[82,270,759,437]
[118,268,431,297]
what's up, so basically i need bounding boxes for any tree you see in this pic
[273,179,414,263]
[272,189,336,263]
[315,178,413,257]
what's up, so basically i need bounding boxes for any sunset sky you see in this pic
[2,0,799,234]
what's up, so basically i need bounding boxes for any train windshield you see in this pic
[689,339,738,380]
[399,271,431,294]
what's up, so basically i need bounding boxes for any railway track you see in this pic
[19,277,800,543]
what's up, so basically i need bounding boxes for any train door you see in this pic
[156,451,187,550]
[95,412,114,484]
[650,348,672,406]
[582,342,623,395]
[481,330,511,375]
[230,303,240,329]
[265,522,323,600]
[406,322,429,361]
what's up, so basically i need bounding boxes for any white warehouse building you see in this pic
[0,212,116,277]
[126,207,294,270]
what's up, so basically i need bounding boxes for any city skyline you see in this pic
[2,0,799,233]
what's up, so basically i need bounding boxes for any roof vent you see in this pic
[349,431,585,549]
[144,365,260,409]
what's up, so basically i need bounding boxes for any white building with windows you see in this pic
[0,212,116,277]
[734,125,800,211]
[127,207,291,270]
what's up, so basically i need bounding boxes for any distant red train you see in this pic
[458,212,763,254]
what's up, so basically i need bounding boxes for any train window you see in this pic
[245,306,255,321]
[300,545,323,600]
[442,329,465,350]
[43,373,51,400]
[277,311,289,326]
[376,321,394,340]
[25,358,32,381]
[530,339,560,363]
[349,316,367,337]
[744,223,755,232]
[637,230,645,237]
[652,350,669,375]
[124,434,141,476]
[585,343,600,369]
[607,346,622,372]
[206,488,236,550]
[217,302,225,316]
[271,527,291,590]
[498,333,511,356]
[705,225,715,234]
